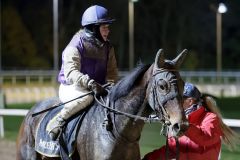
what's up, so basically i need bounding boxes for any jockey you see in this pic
[47,5,118,140]
[142,82,239,160]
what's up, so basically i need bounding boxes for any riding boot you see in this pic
[47,113,66,140]
[47,95,93,140]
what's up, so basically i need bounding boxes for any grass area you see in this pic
[2,97,240,159]
[4,103,34,140]
[218,97,240,118]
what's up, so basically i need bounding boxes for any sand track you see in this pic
[0,139,16,160]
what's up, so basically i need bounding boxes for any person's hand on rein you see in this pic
[89,81,108,97]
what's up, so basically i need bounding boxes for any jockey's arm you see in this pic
[63,46,94,89]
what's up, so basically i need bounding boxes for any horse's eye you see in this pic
[157,79,170,94]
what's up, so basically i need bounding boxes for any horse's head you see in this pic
[147,49,189,137]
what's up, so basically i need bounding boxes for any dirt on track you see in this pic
[0,139,16,160]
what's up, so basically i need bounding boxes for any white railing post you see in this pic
[0,90,4,138]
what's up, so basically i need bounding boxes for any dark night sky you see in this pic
[1,0,240,70]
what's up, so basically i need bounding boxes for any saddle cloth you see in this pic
[35,105,86,158]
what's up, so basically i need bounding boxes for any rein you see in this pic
[151,68,181,160]
[32,91,93,117]
[94,69,180,126]
[92,68,181,128]
[32,83,111,117]
[94,95,160,123]
[95,94,180,160]
[94,68,177,124]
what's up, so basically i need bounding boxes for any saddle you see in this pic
[35,105,87,158]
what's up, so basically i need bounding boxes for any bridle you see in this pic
[148,68,182,125]
[151,68,181,160]
[94,68,182,159]
[95,68,181,130]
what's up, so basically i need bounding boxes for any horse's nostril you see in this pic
[173,123,180,132]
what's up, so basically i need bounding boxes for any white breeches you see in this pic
[58,84,93,120]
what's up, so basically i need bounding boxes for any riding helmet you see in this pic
[183,82,201,100]
[81,5,115,26]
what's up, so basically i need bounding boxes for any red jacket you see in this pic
[143,106,222,160]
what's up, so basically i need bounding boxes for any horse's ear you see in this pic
[154,49,165,68]
[172,49,188,68]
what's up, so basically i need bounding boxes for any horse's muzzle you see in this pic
[171,120,189,137]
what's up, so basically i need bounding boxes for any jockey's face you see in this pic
[100,24,110,41]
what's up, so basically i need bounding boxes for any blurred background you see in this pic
[1,0,240,70]
[0,0,239,159]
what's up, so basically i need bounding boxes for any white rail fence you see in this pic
[1,71,240,105]
[2,84,240,105]
[1,70,240,85]
[0,108,240,138]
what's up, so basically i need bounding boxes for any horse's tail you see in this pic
[16,111,38,159]
[202,95,240,150]
[16,120,25,160]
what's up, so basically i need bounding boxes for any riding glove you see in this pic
[89,81,108,97]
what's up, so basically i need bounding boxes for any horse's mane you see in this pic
[110,64,151,101]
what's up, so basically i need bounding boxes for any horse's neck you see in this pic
[112,65,153,142]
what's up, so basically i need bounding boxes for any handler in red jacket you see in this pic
[143,82,239,160]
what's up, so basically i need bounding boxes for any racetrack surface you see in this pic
[0,139,16,160]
